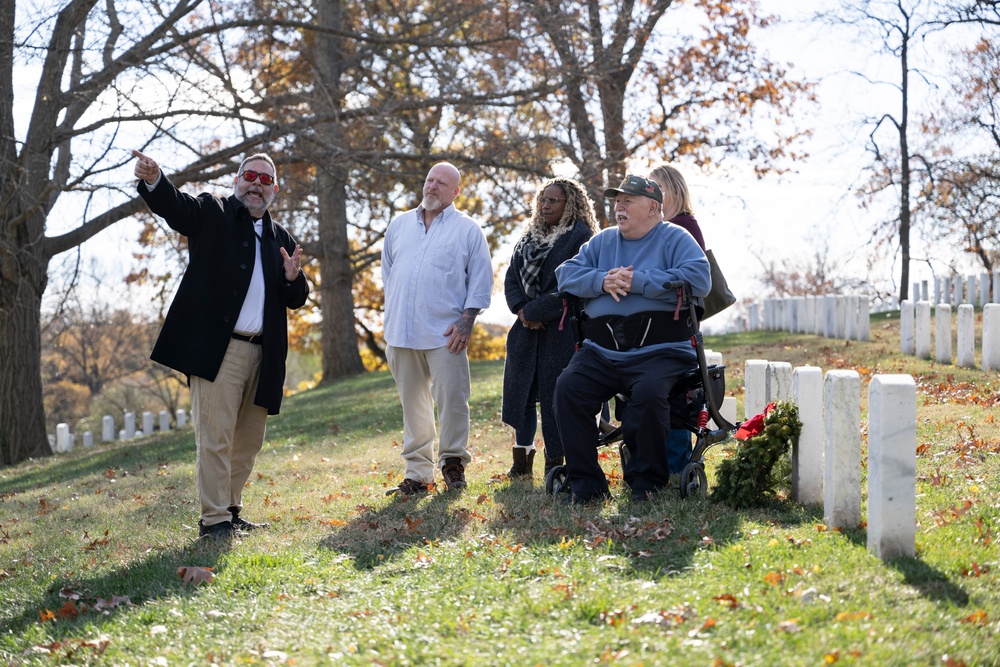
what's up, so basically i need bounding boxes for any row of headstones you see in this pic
[50,409,189,453]
[744,359,915,561]
[899,301,1000,370]
[746,295,872,342]
[911,272,998,308]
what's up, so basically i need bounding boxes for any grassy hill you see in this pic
[1,315,999,666]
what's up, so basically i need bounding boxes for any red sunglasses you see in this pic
[239,170,275,186]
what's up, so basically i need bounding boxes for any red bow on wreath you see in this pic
[734,402,776,442]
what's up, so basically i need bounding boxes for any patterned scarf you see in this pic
[517,237,554,299]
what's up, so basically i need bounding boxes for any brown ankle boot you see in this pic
[507,446,535,478]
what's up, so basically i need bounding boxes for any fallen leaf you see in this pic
[318,518,347,527]
[834,610,872,622]
[960,609,988,625]
[714,593,740,609]
[93,595,130,611]
[55,600,80,619]
[177,566,214,587]
[38,608,54,622]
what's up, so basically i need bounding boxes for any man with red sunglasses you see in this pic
[132,149,309,540]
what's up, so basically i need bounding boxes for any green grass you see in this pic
[2,320,999,666]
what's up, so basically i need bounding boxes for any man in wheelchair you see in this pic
[553,175,711,503]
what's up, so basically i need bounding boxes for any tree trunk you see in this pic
[0,260,52,466]
[898,28,911,303]
[315,0,365,380]
[318,178,365,379]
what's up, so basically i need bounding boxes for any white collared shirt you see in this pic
[382,204,493,349]
[233,219,265,335]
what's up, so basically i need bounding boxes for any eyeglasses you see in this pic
[240,170,275,186]
[539,197,566,206]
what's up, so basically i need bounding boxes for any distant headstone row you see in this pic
[745,359,916,561]
[913,272,999,308]
[50,409,189,453]
[745,295,871,342]
[899,300,1000,370]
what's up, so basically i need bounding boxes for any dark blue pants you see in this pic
[553,346,695,501]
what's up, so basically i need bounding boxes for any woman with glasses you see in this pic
[502,178,599,480]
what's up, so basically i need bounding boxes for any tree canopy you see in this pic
[2,0,815,466]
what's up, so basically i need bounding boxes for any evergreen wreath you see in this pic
[712,400,802,509]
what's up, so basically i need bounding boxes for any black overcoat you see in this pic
[501,219,594,456]
[138,178,309,415]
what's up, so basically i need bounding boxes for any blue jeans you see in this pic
[665,429,692,474]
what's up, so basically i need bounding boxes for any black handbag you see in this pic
[701,248,737,320]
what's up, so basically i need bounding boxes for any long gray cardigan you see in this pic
[501,219,594,457]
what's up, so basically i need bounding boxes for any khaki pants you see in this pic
[386,345,471,484]
[191,339,267,526]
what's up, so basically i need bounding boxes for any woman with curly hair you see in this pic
[502,178,599,479]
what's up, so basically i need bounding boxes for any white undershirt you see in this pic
[145,174,266,336]
[234,219,266,335]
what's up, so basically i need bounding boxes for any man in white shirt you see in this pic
[381,163,494,494]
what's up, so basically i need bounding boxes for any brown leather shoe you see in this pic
[441,458,467,491]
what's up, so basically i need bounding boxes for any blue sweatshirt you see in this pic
[555,221,710,360]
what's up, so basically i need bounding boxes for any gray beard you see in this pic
[421,195,442,211]
[236,190,271,213]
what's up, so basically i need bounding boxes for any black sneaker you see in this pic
[388,478,430,497]
[229,507,269,531]
[629,488,655,503]
[198,520,245,540]
[560,491,611,506]
[441,458,467,491]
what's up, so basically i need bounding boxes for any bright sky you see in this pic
[16,0,991,333]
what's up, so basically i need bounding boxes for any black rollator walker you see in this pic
[545,281,741,499]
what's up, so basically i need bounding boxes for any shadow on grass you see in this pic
[839,527,970,606]
[0,431,195,497]
[483,479,756,578]
[890,558,970,605]
[3,540,229,640]
[318,488,469,569]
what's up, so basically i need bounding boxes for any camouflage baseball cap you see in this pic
[603,174,663,203]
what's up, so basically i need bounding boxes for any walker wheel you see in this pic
[679,461,708,499]
[545,465,570,496]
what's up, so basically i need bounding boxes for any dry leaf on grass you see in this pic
[177,566,214,586]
